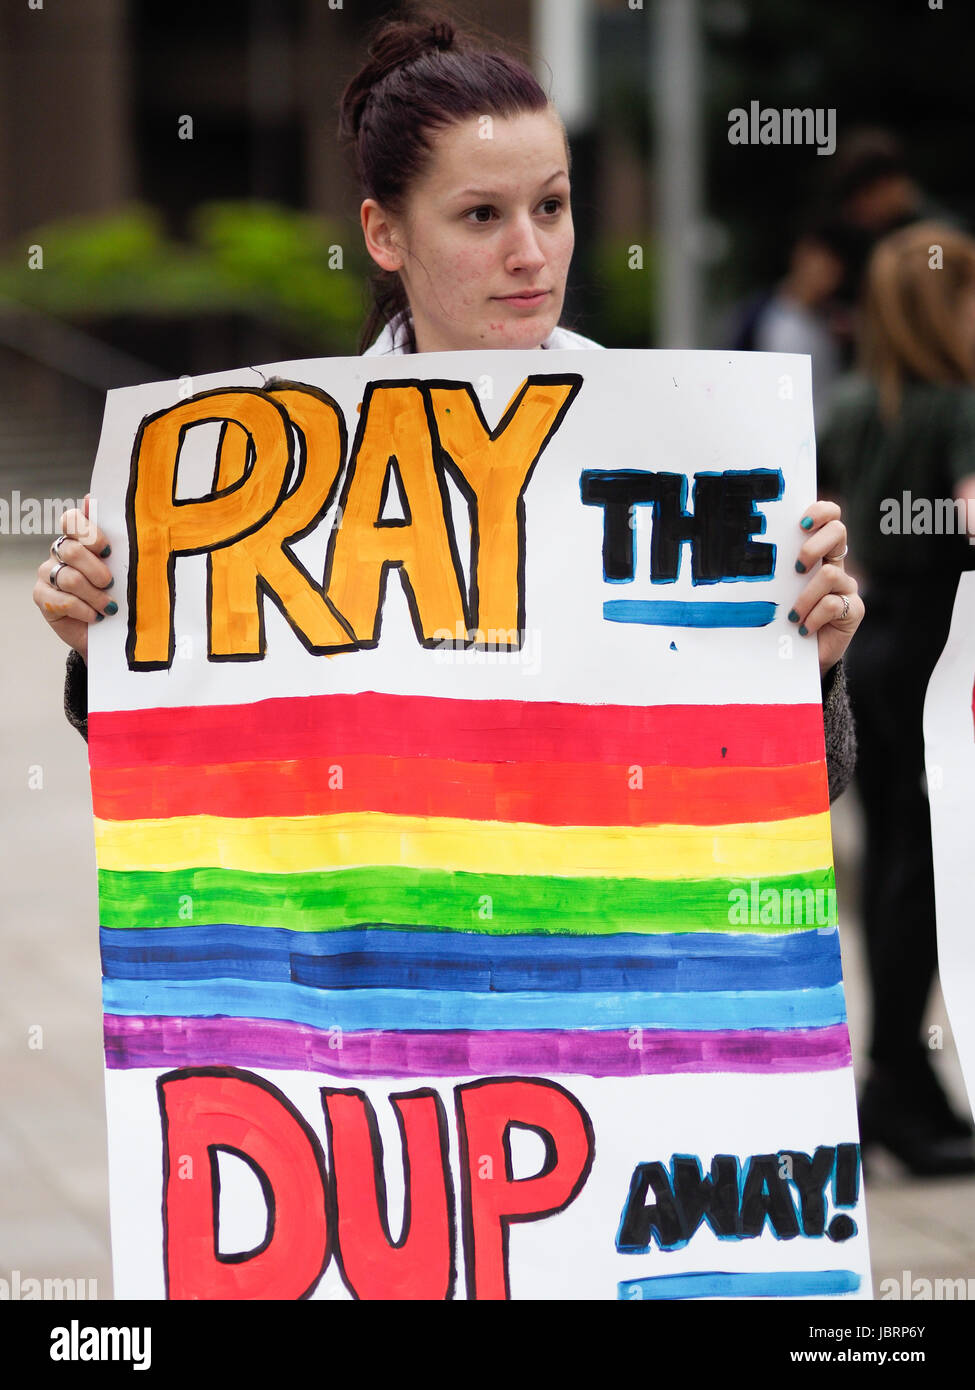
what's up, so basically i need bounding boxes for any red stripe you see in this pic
[90,756,827,825]
[88,692,825,770]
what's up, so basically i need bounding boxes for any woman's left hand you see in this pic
[789,500,865,678]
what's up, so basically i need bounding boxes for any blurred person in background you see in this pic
[819,221,975,1176]
[824,129,964,335]
[831,129,923,243]
[730,218,856,419]
[725,130,947,417]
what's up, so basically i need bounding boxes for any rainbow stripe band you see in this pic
[91,756,826,826]
[103,1016,852,1078]
[93,809,832,878]
[99,925,843,992]
[102,976,848,1031]
[88,694,827,770]
[97,866,837,934]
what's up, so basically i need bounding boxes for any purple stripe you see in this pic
[103,1015,851,1077]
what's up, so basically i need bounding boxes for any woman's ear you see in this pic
[361,199,404,273]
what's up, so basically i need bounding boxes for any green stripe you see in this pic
[97,866,837,935]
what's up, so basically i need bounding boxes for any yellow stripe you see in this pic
[93,811,833,879]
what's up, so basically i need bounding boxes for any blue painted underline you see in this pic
[618,1270,861,1299]
[614,1273,856,1301]
[604,600,777,628]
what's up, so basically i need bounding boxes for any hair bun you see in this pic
[428,20,454,50]
[340,11,460,139]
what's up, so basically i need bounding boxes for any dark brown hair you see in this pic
[339,5,557,353]
[860,221,975,418]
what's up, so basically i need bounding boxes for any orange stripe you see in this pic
[90,756,826,827]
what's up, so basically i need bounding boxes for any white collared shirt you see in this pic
[363,308,605,355]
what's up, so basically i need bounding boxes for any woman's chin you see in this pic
[477,312,558,350]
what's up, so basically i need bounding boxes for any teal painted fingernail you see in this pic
[105,600,118,615]
[800,516,814,530]
[795,560,806,573]
[788,609,799,622]
[106,577,114,588]
[799,623,808,636]
[95,612,105,622]
[100,545,111,557]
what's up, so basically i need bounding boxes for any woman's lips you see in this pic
[494,290,550,308]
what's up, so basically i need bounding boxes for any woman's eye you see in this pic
[464,199,563,224]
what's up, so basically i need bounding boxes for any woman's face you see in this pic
[364,107,574,353]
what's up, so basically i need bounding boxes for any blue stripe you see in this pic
[99,925,842,993]
[604,601,777,628]
[101,977,847,1031]
[618,1270,861,1299]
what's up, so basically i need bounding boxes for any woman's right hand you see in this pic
[32,494,115,664]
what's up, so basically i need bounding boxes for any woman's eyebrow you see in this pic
[452,170,569,201]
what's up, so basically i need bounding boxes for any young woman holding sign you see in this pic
[27,10,873,1302]
[36,8,862,791]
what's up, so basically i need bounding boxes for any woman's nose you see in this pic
[504,214,546,271]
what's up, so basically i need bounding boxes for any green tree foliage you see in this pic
[0,203,367,352]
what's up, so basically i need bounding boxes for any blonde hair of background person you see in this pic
[32,6,863,716]
[856,220,975,539]
[865,220,975,424]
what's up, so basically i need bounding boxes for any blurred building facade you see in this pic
[0,0,654,378]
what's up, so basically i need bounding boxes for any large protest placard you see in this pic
[925,572,975,1124]
[87,347,871,1300]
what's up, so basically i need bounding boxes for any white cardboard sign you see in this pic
[87,348,870,1300]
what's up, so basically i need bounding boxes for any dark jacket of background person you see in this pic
[818,373,975,1063]
[814,220,975,1171]
[820,374,975,587]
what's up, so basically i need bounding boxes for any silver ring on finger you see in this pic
[50,561,68,591]
[839,594,850,621]
[824,545,848,563]
[51,533,71,560]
